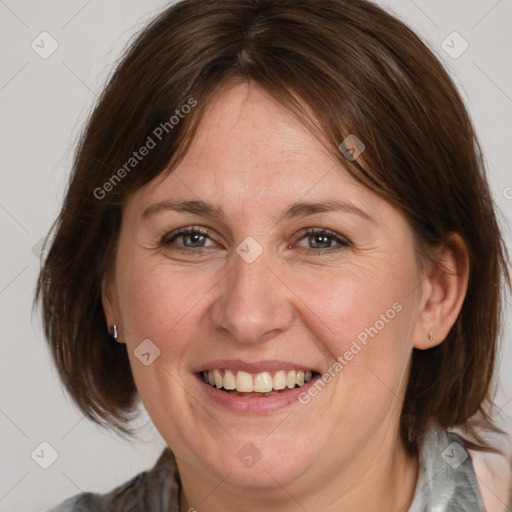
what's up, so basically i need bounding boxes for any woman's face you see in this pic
[105,82,427,493]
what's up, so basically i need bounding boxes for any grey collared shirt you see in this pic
[47,424,486,511]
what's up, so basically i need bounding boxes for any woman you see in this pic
[36,0,511,510]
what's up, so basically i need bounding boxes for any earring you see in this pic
[109,324,118,341]
[428,331,433,342]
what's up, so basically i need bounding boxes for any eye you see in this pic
[158,226,351,256]
[295,228,351,254]
[160,227,218,252]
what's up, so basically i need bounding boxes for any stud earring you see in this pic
[109,324,118,341]
[428,331,433,342]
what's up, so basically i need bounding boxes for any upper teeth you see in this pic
[202,369,313,392]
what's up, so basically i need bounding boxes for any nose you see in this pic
[209,247,294,345]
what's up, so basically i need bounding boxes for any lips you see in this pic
[196,369,321,413]
[193,359,319,401]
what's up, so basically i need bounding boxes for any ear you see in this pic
[101,274,124,343]
[413,232,469,350]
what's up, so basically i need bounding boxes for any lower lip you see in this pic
[195,373,320,413]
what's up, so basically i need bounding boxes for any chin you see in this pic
[197,435,320,491]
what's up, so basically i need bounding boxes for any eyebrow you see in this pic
[141,199,376,225]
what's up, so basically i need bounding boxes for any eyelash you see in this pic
[159,226,351,256]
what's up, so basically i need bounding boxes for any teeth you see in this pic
[203,368,314,392]
[213,368,223,388]
[236,371,253,392]
[253,372,273,393]
[286,370,296,389]
[223,369,236,390]
[273,370,287,390]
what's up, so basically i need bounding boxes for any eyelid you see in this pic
[293,229,352,256]
[296,227,351,245]
[161,225,212,241]
[159,226,218,249]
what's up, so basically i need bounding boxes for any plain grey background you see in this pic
[1,1,511,511]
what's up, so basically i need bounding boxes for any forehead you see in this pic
[119,81,416,258]
[135,82,370,209]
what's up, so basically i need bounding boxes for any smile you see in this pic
[200,369,315,396]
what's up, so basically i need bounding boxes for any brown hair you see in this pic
[35,0,511,454]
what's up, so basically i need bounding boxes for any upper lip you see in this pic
[192,359,318,374]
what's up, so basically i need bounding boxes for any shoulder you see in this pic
[45,471,148,512]
[471,447,512,512]
[409,425,488,511]
[45,447,181,512]
[45,492,107,512]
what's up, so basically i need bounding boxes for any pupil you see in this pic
[185,233,205,247]
[311,234,331,249]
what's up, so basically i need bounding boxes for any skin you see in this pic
[103,81,469,512]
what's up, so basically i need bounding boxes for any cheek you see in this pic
[288,258,417,404]
[291,260,414,352]
[115,260,214,428]
[117,258,213,352]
